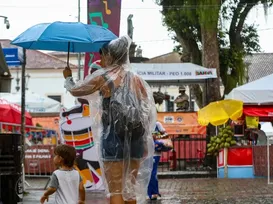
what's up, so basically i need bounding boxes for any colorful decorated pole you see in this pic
[84,0,122,77]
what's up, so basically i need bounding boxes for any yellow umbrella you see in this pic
[198,99,243,126]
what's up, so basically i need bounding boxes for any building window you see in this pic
[48,95,61,103]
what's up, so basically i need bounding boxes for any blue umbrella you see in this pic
[11,21,117,52]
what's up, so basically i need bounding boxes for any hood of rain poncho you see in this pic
[64,35,156,203]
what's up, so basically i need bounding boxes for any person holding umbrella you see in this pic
[63,35,156,204]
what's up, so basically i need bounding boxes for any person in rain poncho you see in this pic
[63,35,156,204]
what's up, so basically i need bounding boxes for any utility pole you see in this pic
[20,48,26,191]
[77,0,81,80]
[20,48,26,154]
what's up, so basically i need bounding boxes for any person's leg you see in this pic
[124,159,140,204]
[147,156,158,199]
[153,156,161,197]
[103,161,124,204]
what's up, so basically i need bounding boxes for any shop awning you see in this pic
[243,105,273,117]
[131,63,217,85]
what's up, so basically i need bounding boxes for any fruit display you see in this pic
[207,125,237,156]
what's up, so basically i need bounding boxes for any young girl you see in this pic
[147,121,166,200]
[40,144,85,204]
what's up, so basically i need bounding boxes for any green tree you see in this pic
[156,0,271,106]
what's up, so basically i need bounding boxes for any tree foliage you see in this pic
[156,0,272,105]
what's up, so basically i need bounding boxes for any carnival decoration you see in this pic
[59,101,104,191]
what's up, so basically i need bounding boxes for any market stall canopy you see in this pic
[226,73,273,104]
[0,98,33,125]
[243,105,273,117]
[198,99,243,126]
[0,91,61,113]
[131,63,217,85]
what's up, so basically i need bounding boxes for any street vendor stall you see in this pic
[197,99,248,178]
[225,74,273,180]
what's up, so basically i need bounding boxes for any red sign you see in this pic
[227,147,253,166]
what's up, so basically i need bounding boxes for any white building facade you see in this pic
[9,68,79,110]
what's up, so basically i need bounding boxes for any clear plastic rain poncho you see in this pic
[64,35,156,203]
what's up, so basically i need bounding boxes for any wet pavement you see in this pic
[23,178,273,203]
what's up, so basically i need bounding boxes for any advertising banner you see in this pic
[157,112,206,135]
[25,145,55,174]
[84,0,122,77]
[130,63,217,81]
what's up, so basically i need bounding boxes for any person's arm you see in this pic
[181,94,189,101]
[174,96,182,103]
[175,95,189,103]
[63,67,106,97]
[156,121,166,134]
[40,173,58,203]
[78,176,85,204]
[40,188,56,203]
[65,75,105,97]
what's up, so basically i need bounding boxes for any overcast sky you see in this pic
[0,0,272,58]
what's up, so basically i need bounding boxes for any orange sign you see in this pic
[157,112,206,135]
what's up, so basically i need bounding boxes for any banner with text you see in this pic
[131,63,217,81]
[84,0,122,77]
[25,145,55,174]
[157,112,206,135]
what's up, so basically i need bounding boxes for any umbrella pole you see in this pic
[67,42,70,68]
[224,147,228,178]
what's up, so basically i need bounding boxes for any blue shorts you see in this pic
[100,127,144,161]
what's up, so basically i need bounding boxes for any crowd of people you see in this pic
[40,35,172,204]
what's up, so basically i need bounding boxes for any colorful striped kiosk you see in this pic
[217,146,254,178]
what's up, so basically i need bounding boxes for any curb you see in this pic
[158,171,217,179]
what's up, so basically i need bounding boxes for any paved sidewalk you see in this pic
[23,178,273,203]
[23,191,107,204]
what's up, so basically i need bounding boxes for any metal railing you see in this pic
[159,134,208,172]
[0,122,58,177]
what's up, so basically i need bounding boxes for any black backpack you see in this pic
[107,73,145,140]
